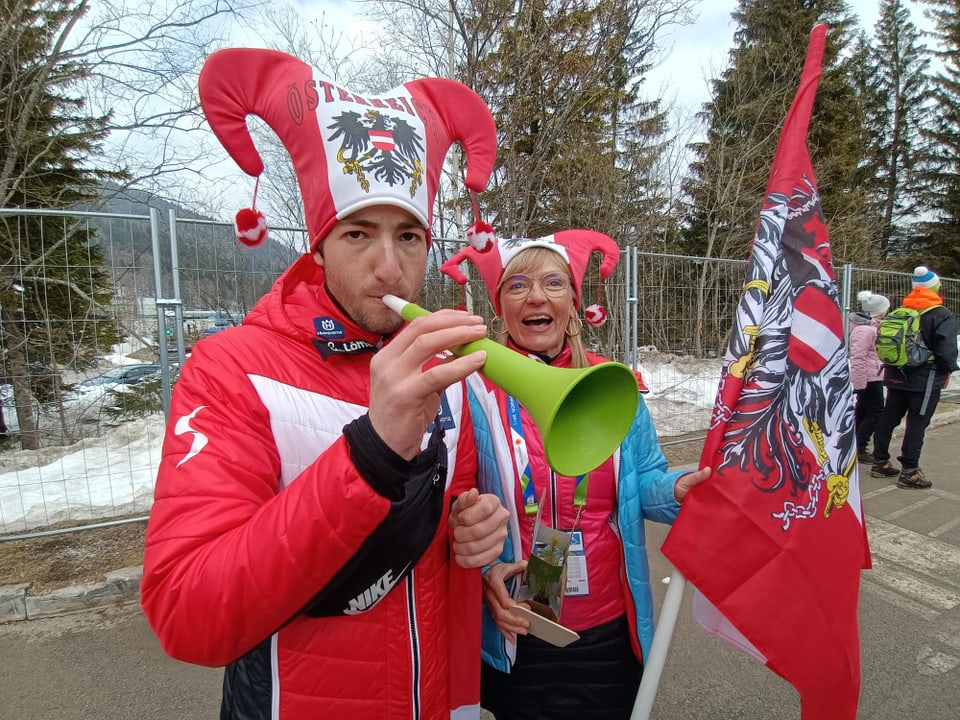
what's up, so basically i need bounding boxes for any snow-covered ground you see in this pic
[0,415,166,534]
[0,350,723,534]
[3,344,956,535]
[639,353,721,437]
[0,345,169,533]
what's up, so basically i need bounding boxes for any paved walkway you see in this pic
[2,414,959,719]
[2,406,959,623]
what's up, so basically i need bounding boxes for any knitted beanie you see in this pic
[857,290,890,318]
[912,266,941,291]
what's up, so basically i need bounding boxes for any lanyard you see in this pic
[508,395,538,515]
[507,395,589,518]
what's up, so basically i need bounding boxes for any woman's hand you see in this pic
[674,466,712,503]
[481,560,530,643]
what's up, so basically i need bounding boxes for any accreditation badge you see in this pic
[563,530,589,597]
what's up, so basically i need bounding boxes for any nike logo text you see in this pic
[343,566,407,615]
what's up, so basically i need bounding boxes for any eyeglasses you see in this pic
[501,272,571,300]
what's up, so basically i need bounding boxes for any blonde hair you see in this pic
[495,247,589,368]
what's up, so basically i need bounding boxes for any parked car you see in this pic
[75,364,163,393]
[66,363,178,427]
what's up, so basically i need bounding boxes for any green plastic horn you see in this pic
[383,295,639,476]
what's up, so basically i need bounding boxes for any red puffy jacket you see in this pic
[141,255,481,719]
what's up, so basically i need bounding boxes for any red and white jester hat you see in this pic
[198,48,498,250]
[440,230,620,325]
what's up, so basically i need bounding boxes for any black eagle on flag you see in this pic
[327,109,425,196]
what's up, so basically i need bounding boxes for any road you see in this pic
[0,604,220,718]
[647,417,960,719]
[2,421,958,719]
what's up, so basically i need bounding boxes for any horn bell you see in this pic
[461,339,639,476]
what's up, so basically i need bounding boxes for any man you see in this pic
[140,48,509,719]
[871,265,958,489]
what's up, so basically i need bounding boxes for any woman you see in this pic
[848,290,890,464]
[441,230,710,720]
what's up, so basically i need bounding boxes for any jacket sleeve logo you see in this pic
[174,406,209,468]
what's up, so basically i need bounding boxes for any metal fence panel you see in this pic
[0,207,956,535]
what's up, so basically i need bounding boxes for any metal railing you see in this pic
[0,206,956,536]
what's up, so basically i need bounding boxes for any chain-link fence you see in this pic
[0,207,956,536]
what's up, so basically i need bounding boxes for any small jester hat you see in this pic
[440,230,620,323]
[198,48,498,250]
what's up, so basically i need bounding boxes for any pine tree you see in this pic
[359,0,684,356]
[473,0,672,242]
[914,0,960,276]
[855,0,932,262]
[0,0,125,448]
[681,1,869,263]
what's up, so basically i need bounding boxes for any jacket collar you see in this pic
[245,254,390,353]
[902,287,944,311]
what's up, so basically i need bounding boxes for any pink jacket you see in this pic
[848,313,883,390]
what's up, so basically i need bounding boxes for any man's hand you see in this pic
[448,489,509,568]
[481,561,530,643]
[674,466,712,503]
[369,309,487,459]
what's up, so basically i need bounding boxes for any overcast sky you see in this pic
[293,0,894,111]
[642,0,900,109]
[208,0,926,220]
[285,0,918,131]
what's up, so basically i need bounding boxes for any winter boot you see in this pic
[897,468,932,489]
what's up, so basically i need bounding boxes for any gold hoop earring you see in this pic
[566,316,583,338]
[490,316,506,335]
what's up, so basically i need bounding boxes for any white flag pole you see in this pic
[630,567,687,720]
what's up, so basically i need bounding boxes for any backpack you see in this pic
[875,306,935,367]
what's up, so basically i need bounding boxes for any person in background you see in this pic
[871,266,958,489]
[849,290,890,464]
[441,231,711,720]
[140,48,510,720]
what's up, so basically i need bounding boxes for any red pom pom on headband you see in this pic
[466,220,496,252]
[465,192,496,252]
[584,303,607,327]
[235,208,268,247]
[199,48,498,252]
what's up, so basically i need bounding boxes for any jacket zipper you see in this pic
[550,469,558,528]
[406,570,421,720]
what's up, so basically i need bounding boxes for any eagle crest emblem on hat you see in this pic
[327,109,425,197]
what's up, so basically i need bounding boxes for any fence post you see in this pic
[167,209,186,368]
[840,262,852,346]
[623,247,638,369]
[150,207,180,420]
